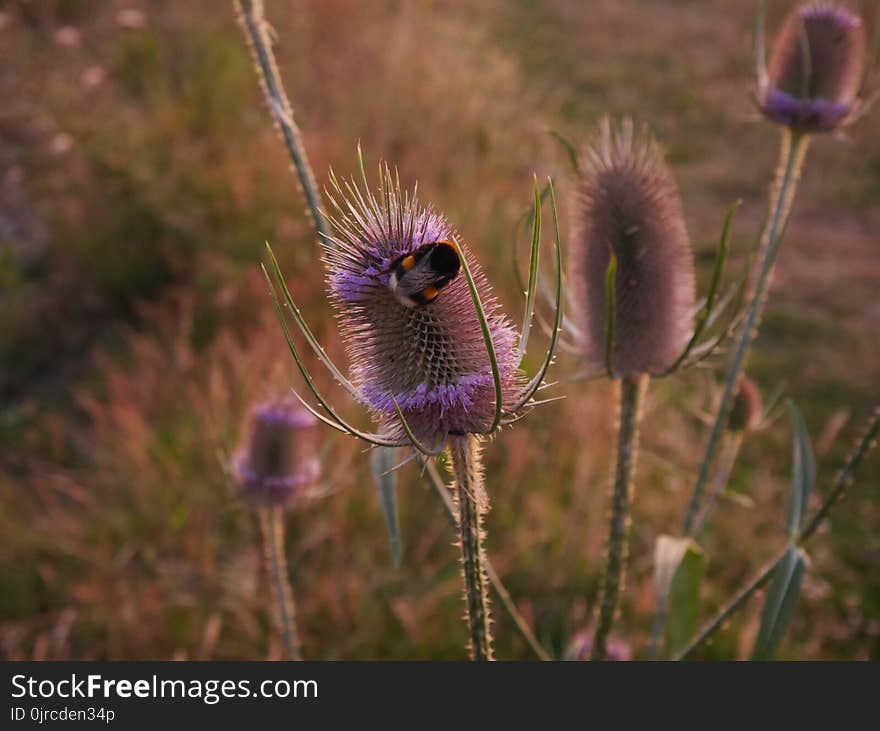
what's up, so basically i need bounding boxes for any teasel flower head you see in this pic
[263,149,563,456]
[233,397,321,508]
[564,626,632,661]
[728,377,764,433]
[758,2,867,132]
[569,118,696,379]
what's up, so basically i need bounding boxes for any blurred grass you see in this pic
[0,0,877,659]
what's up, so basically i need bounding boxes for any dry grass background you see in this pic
[1,0,878,659]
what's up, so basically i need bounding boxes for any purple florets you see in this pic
[322,166,519,447]
[233,397,321,508]
[759,2,866,132]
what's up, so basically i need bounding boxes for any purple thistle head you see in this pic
[759,2,866,132]
[570,118,695,378]
[322,164,520,447]
[233,397,321,508]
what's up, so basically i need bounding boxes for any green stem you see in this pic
[682,129,810,536]
[259,506,302,660]
[449,435,494,661]
[591,374,648,660]
[693,431,745,536]
[235,0,330,244]
[674,407,879,660]
[424,461,551,661]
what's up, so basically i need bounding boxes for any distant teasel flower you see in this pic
[759,2,867,132]
[234,398,321,508]
[564,626,632,662]
[728,377,764,433]
[570,118,695,378]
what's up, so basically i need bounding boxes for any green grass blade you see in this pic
[751,547,808,660]
[786,400,816,539]
[510,180,563,412]
[370,447,403,568]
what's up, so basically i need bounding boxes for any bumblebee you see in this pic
[387,240,461,308]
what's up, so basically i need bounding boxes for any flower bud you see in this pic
[233,398,321,507]
[728,377,763,433]
[759,2,866,132]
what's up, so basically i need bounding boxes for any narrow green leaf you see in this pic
[516,177,543,365]
[786,400,816,538]
[370,447,403,568]
[549,130,581,175]
[667,542,707,658]
[664,200,740,374]
[652,535,705,657]
[458,243,503,433]
[604,253,617,377]
[751,547,808,660]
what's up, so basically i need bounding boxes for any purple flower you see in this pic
[233,397,321,508]
[759,2,866,132]
[321,165,521,448]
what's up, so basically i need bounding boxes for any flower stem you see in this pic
[235,0,329,243]
[693,431,745,535]
[259,506,302,660]
[681,129,810,536]
[674,407,879,660]
[591,374,648,660]
[424,460,551,661]
[449,435,494,661]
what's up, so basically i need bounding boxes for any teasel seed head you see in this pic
[570,118,695,378]
[233,397,321,507]
[728,377,764,433]
[322,165,520,448]
[759,2,866,132]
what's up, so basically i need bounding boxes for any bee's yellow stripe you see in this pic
[401,255,416,271]
[422,285,439,301]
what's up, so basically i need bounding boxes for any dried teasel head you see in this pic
[233,397,321,508]
[759,2,867,132]
[570,118,695,378]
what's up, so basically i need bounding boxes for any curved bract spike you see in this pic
[390,397,446,457]
[549,129,582,176]
[516,178,543,366]
[288,388,409,447]
[265,244,360,399]
[661,201,740,376]
[510,180,564,413]
[458,240,504,434]
[263,264,408,449]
